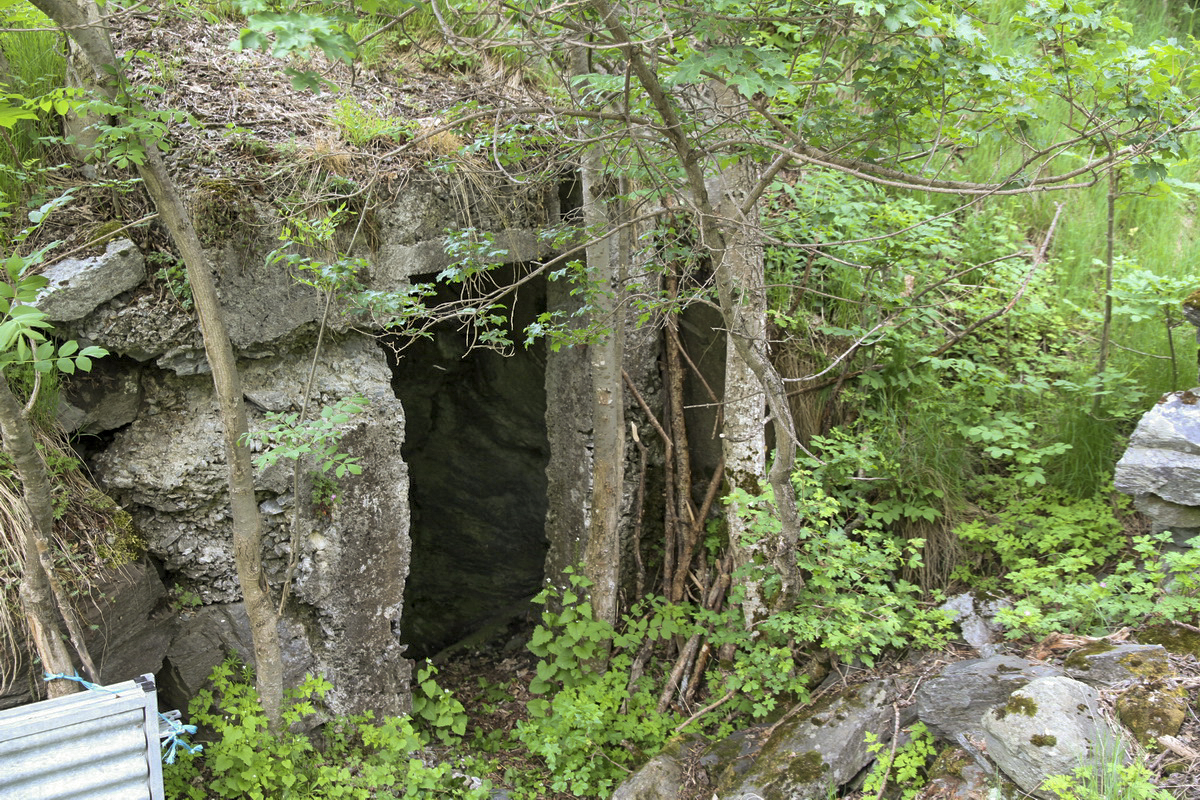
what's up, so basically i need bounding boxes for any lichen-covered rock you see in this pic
[1116,682,1187,748]
[35,238,145,322]
[716,679,914,800]
[1064,643,1170,686]
[982,676,1127,800]
[916,655,1063,742]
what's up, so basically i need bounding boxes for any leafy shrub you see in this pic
[725,472,953,670]
[862,721,938,800]
[164,658,489,800]
[953,485,1200,637]
[514,572,688,798]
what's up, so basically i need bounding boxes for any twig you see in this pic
[673,688,735,734]
[41,213,159,269]
[873,703,902,800]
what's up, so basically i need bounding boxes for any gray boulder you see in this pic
[35,238,145,322]
[915,655,1063,742]
[1115,390,1200,548]
[715,679,914,800]
[1064,643,1170,686]
[612,751,684,800]
[940,593,1009,657]
[982,676,1126,800]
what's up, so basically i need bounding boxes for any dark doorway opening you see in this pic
[382,268,550,660]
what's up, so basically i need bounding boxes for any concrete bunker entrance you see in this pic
[382,268,549,660]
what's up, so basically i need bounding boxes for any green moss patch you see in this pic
[1138,625,1200,659]
[995,693,1038,719]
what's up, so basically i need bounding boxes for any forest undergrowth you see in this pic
[4,0,1200,797]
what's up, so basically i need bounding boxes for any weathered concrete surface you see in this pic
[92,335,412,716]
[36,238,145,322]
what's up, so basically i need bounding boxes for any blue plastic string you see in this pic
[43,672,202,763]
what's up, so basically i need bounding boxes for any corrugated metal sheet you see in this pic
[0,675,164,800]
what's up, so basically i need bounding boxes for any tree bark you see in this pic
[0,378,79,698]
[27,0,284,725]
[586,0,803,622]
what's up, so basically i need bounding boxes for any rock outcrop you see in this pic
[93,335,412,717]
[982,676,1125,800]
[1115,388,1200,550]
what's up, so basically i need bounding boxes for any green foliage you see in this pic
[310,471,339,518]
[411,661,468,744]
[165,658,490,800]
[953,485,1200,637]
[329,96,413,146]
[243,394,368,478]
[514,571,693,797]
[1041,739,1172,800]
[862,722,938,800]
[148,251,193,312]
[725,474,952,670]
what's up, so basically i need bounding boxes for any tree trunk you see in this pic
[0,378,79,698]
[27,0,284,726]
[585,0,803,622]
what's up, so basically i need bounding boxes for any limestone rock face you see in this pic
[915,655,1063,742]
[92,335,412,716]
[716,679,914,800]
[982,676,1126,800]
[1115,391,1200,547]
[35,238,145,322]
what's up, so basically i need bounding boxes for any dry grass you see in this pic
[0,426,138,693]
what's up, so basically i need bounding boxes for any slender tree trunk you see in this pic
[1093,164,1117,416]
[0,379,79,698]
[27,0,284,725]
[586,0,803,622]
